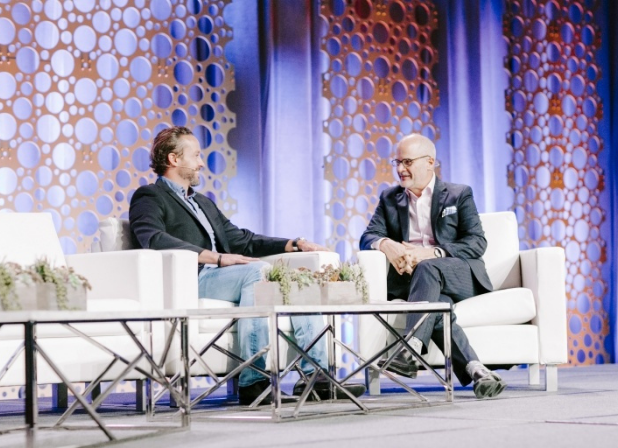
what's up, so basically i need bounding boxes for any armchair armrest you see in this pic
[160,249,199,309]
[358,250,388,303]
[260,251,340,271]
[357,250,391,364]
[520,247,568,364]
[66,249,164,311]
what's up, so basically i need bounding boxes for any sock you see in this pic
[466,360,491,381]
[409,336,423,355]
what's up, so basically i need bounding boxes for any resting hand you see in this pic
[379,239,413,275]
[297,239,330,252]
[218,253,260,267]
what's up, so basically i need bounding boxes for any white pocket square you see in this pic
[441,206,457,218]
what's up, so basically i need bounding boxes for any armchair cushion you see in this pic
[453,288,536,327]
[386,288,536,330]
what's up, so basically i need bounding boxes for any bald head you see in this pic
[396,134,436,160]
[394,133,436,195]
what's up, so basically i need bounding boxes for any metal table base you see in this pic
[0,310,192,445]
[181,303,452,422]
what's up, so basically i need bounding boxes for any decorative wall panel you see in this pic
[0,0,237,254]
[504,0,609,364]
[320,0,441,261]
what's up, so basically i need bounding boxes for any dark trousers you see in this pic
[405,258,487,386]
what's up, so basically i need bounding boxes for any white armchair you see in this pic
[358,211,567,393]
[0,212,164,407]
[95,219,340,382]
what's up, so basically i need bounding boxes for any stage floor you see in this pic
[0,364,616,447]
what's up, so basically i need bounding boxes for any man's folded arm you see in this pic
[214,204,289,257]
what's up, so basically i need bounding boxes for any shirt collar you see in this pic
[159,176,196,199]
[406,173,435,201]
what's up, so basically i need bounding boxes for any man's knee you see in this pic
[413,259,440,277]
[244,261,270,284]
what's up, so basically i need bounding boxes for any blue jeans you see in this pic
[198,261,328,387]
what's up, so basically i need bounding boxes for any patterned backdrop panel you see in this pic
[504,0,609,364]
[0,0,237,254]
[320,0,441,261]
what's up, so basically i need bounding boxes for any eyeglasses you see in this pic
[390,155,430,167]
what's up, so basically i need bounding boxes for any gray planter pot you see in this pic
[320,282,363,305]
[254,282,320,306]
[36,282,88,310]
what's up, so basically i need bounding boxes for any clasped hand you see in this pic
[380,240,435,275]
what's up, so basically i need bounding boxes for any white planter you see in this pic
[1,281,38,311]
[63,284,88,310]
[254,282,320,306]
[36,283,59,310]
[36,282,88,310]
[15,281,38,310]
[320,282,363,305]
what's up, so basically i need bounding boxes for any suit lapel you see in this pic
[156,179,199,219]
[431,177,447,242]
[396,188,409,242]
[156,179,230,252]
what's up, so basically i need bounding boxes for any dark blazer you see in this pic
[359,177,493,301]
[129,178,288,259]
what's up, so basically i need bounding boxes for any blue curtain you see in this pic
[434,0,512,213]
[226,0,323,242]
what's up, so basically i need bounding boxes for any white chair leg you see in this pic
[545,365,558,392]
[365,368,381,396]
[528,363,540,385]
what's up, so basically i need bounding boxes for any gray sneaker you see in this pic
[472,369,507,399]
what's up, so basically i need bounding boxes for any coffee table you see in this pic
[0,310,191,443]
[181,302,452,421]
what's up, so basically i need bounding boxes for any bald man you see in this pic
[360,134,506,399]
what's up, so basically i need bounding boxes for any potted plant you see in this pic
[314,262,369,305]
[0,261,38,311]
[254,261,320,306]
[31,259,91,310]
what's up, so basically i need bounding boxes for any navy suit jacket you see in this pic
[359,177,493,301]
[129,178,289,259]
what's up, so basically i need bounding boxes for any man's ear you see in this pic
[167,152,178,167]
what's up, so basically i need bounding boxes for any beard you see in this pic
[179,167,200,187]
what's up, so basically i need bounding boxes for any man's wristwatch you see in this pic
[434,248,443,258]
[292,237,306,252]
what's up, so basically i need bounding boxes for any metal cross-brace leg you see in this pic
[278,329,369,412]
[374,313,451,389]
[35,343,116,441]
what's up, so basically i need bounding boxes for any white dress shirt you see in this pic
[406,174,436,247]
[372,174,445,256]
